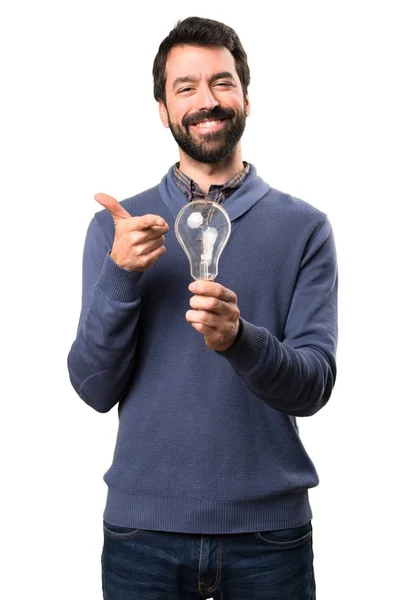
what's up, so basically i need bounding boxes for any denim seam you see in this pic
[197,536,204,594]
[255,529,312,546]
[103,525,144,540]
[206,537,223,593]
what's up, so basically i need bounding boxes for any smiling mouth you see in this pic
[190,118,228,129]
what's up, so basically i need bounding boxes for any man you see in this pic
[68,16,337,599]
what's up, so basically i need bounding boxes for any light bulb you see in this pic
[175,200,231,280]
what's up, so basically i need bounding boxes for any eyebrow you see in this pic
[172,71,235,90]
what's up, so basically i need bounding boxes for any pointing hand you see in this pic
[94,193,169,272]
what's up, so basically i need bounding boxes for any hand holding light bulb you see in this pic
[186,279,241,351]
[175,200,241,351]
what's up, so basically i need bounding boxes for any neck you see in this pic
[178,145,245,194]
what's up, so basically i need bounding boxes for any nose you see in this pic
[196,85,219,111]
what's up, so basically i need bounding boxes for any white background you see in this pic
[1,1,399,598]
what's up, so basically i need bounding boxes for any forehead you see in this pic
[165,45,239,87]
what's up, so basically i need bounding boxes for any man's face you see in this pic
[159,45,250,164]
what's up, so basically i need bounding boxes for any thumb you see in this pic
[94,193,131,221]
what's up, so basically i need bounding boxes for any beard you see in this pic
[166,105,247,164]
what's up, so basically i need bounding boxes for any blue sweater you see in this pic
[67,164,338,533]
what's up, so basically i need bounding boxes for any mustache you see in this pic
[182,106,236,127]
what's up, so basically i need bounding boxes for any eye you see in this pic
[215,82,232,87]
[178,87,194,94]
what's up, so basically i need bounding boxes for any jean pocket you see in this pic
[103,520,144,540]
[254,521,312,548]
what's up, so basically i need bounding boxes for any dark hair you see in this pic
[152,17,250,103]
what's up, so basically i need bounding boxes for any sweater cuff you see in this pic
[97,252,143,302]
[219,318,268,374]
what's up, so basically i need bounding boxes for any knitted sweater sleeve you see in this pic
[67,216,143,412]
[220,216,338,417]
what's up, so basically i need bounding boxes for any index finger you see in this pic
[137,214,168,229]
[189,281,237,303]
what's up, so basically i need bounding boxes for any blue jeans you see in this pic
[101,520,316,599]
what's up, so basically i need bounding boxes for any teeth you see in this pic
[195,120,221,128]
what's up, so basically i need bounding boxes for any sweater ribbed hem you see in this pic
[103,487,312,534]
[97,253,143,302]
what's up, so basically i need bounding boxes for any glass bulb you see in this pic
[175,200,232,280]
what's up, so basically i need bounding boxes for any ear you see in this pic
[158,101,170,128]
[244,94,251,117]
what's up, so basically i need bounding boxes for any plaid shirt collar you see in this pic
[173,161,250,204]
